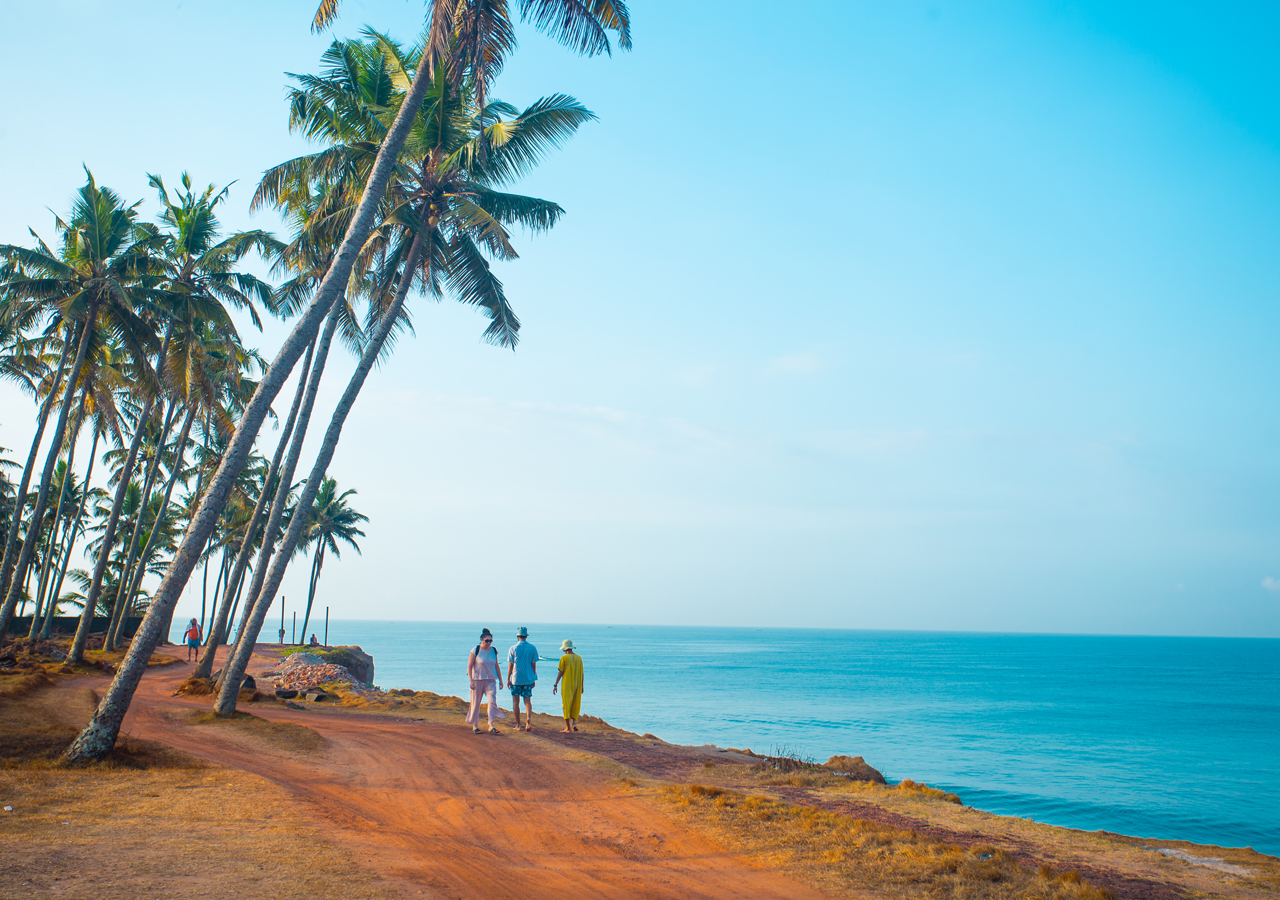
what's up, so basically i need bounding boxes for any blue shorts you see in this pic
[187,639,200,649]
[510,683,534,698]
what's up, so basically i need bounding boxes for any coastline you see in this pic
[3,639,1278,899]
[245,642,1280,897]
[301,622,1280,856]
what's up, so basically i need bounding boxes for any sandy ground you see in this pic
[110,647,836,900]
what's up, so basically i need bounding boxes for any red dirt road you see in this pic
[117,659,835,900]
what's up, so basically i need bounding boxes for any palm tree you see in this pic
[295,477,366,642]
[68,175,275,661]
[214,32,592,715]
[68,0,630,762]
[0,171,162,642]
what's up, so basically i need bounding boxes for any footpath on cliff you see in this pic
[2,639,1277,900]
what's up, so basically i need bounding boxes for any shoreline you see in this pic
[264,640,1280,861]
[3,637,1278,899]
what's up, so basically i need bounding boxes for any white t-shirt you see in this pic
[471,645,499,681]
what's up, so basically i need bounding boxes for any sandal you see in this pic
[472,727,481,734]
[488,727,500,734]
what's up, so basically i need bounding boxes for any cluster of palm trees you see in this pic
[1,0,630,762]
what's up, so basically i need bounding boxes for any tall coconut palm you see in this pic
[295,477,365,642]
[68,0,630,763]
[214,33,592,716]
[0,172,162,642]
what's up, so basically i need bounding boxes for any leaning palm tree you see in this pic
[214,34,592,716]
[68,0,630,763]
[294,477,366,642]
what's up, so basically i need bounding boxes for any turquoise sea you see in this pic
[317,621,1280,856]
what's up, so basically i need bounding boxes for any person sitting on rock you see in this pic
[309,634,320,647]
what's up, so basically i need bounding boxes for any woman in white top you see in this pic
[466,628,501,733]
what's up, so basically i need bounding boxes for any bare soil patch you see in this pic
[0,765,396,900]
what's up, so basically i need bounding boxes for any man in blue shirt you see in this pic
[506,626,538,732]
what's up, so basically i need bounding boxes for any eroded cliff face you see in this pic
[339,646,374,686]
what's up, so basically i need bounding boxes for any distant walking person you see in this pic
[552,639,584,733]
[506,626,538,732]
[466,628,501,734]
[182,619,202,662]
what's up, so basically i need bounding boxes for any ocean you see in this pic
[314,621,1280,856]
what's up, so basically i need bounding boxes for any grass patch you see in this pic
[0,683,203,770]
[661,784,1116,900]
[893,778,963,804]
[173,676,216,696]
[188,710,327,753]
[277,645,364,672]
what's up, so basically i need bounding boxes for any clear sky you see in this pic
[1,1,1277,636]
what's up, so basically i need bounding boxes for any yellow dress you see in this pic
[558,652,583,719]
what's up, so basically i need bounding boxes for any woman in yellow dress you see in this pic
[552,639,584,733]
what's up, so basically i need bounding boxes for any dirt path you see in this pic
[115,659,835,900]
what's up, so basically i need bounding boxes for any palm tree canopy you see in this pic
[299,476,367,559]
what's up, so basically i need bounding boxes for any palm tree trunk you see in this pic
[0,334,73,608]
[67,324,174,665]
[27,509,57,637]
[194,337,317,679]
[214,232,425,716]
[206,548,230,637]
[34,401,88,631]
[40,427,100,639]
[65,56,435,761]
[299,543,324,643]
[223,573,246,649]
[107,401,178,649]
[0,317,93,642]
[120,404,196,625]
[31,399,87,632]
[223,299,342,675]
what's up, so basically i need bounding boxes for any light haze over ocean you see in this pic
[1,3,1278,636]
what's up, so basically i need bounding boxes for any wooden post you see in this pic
[324,606,329,648]
[292,611,296,645]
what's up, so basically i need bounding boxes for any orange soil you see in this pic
[112,648,835,900]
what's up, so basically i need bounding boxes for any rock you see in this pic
[306,692,328,702]
[285,701,306,710]
[338,646,374,686]
[274,688,298,699]
[241,675,256,691]
[823,755,886,783]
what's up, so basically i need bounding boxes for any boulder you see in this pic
[241,674,256,691]
[337,646,374,686]
[823,755,886,783]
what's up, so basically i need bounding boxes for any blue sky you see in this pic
[1,1,1277,636]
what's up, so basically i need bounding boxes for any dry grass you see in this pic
[173,676,216,696]
[0,683,208,770]
[0,765,396,899]
[892,778,963,804]
[661,784,1117,900]
[0,668,54,698]
[187,710,327,753]
[327,683,468,713]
